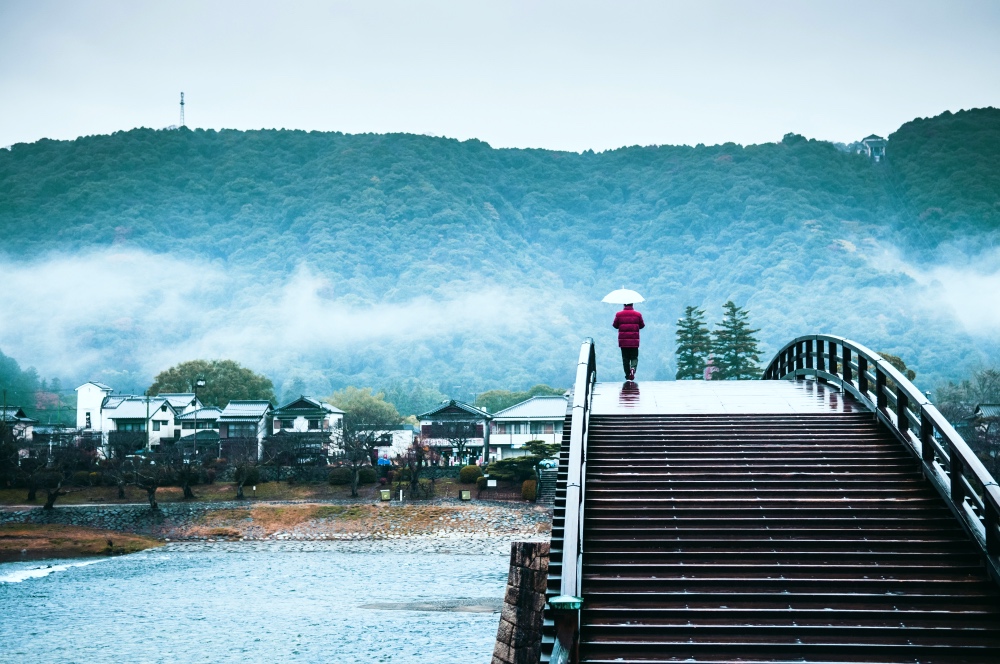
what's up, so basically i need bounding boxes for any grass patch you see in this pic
[314,505,368,520]
[0,523,162,562]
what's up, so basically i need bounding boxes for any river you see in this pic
[0,538,513,663]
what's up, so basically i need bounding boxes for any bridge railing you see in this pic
[550,338,597,663]
[764,334,1000,584]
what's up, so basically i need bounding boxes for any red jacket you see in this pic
[613,305,645,348]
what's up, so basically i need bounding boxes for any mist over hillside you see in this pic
[1,108,998,403]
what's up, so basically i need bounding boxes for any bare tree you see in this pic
[401,441,441,499]
[133,453,170,509]
[105,431,146,499]
[447,432,471,466]
[226,436,259,500]
[327,388,402,498]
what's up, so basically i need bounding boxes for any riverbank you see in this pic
[0,500,552,557]
[0,523,162,562]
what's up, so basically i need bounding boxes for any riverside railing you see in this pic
[764,334,1000,586]
[549,338,597,664]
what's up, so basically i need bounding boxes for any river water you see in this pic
[0,539,513,663]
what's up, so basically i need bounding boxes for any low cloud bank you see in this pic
[875,245,1000,335]
[0,249,565,390]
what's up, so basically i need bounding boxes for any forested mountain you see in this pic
[1,108,998,400]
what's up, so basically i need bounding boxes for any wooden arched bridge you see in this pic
[542,336,1000,663]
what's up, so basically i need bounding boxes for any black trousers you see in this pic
[621,347,638,376]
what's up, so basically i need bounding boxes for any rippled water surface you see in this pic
[0,541,511,663]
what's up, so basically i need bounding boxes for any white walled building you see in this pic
[76,382,203,447]
[75,382,113,432]
[489,395,568,459]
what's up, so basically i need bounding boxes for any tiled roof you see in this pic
[177,431,220,443]
[492,395,569,420]
[976,404,1000,419]
[102,395,130,409]
[418,400,491,421]
[177,407,222,421]
[157,393,197,410]
[105,398,170,420]
[275,395,344,414]
[220,400,272,420]
[1,407,37,424]
[77,381,112,391]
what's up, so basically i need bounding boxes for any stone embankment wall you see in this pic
[0,504,225,536]
[492,541,550,664]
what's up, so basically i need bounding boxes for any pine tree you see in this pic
[712,301,762,380]
[675,306,712,380]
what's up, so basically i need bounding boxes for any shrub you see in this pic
[521,479,537,502]
[379,477,387,485]
[205,469,217,484]
[358,467,377,484]
[476,476,488,491]
[71,471,92,487]
[328,467,352,485]
[459,464,484,484]
[89,471,101,486]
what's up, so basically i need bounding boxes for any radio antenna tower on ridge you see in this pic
[179,92,185,127]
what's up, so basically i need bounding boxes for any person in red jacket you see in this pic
[613,303,645,381]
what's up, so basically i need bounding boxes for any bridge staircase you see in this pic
[541,337,1000,664]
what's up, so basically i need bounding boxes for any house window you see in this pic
[282,420,294,429]
[117,421,146,432]
[227,423,257,438]
[308,419,320,430]
[161,405,168,412]
[153,421,161,432]
[183,422,194,430]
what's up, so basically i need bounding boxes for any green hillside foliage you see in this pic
[887,108,1000,250]
[1,108,998,393]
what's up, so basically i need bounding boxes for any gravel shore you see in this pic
[0,499,553,546]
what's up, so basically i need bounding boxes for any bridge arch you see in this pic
[539,336,1000,664]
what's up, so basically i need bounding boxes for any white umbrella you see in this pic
[602,287,645,304]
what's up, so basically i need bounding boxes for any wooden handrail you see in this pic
[550,338,597,663]
[764,334,1000,585]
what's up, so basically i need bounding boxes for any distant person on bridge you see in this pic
[613,303,645,381]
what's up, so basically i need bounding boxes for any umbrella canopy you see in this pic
[602,288,645,304]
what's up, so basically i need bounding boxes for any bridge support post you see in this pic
[876,370,887,412]
[816,339,826,380]
[920,410,935,466]
[896,390,910,438]
[985,498,1000,558]
[858,356,869,396]
[549,609,579,664]
[949,442,965,507]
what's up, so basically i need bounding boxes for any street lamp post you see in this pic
[192,377,206,459]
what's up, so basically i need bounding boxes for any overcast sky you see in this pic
[1,0,999,152]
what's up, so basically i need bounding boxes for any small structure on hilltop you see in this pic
[858,134,887,162]
[418,400,492,466]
